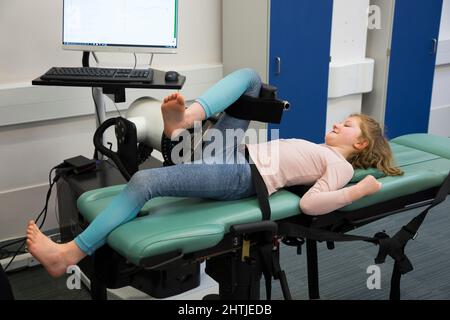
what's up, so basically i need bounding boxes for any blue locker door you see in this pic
[385,0,443,138]
[268,0,333,142]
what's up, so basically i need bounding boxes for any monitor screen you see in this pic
[62,0,178,53]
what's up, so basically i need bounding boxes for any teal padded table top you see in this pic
[78,189,300,265]
[77,134,450,265]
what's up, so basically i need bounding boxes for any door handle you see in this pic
[431,38,438,54]
[275,57,281,75]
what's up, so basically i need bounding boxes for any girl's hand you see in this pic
[357,175,382,197]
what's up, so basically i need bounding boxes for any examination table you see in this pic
[76,133,450,300]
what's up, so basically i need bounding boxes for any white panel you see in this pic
[328,59,374,98]
[428,105,450,137]
[436,39,450,65]
[429,64,450,137]
[431,64,450,108]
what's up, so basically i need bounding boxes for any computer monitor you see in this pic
[62,0,178,54]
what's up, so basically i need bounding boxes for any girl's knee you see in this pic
[127,170,156,200]
[239,68,262,97]
[129,170,150,189]
[240,68,261,83]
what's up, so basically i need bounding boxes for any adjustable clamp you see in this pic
[224,83,290,124]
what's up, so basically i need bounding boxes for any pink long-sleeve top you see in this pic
[246,139,354,215]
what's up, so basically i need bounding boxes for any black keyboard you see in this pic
[41,67,154,83]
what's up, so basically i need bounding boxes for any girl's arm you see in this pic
[299,163,381,216]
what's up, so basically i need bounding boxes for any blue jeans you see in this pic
[75,68,262,255]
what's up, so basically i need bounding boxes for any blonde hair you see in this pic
[347,113,403,176]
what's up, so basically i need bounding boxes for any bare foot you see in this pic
[26,221,85,278]
[161,93,189,138]
[357,175,382,197]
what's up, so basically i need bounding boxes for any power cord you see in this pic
[1,163,72,272]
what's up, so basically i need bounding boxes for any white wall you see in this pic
[0,0,223,242]
[429,0,450,137]
[222,0,270,81]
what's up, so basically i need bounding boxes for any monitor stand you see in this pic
[83,51,107,126]
[84,52,106,159]
[83,51,124,159]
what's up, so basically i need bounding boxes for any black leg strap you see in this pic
[246,145,294,299]
[245,147,271,221]
[390,260,403,300]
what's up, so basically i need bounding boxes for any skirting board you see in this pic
[0,253,40,272]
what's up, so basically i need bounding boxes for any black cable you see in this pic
[3,183,54,271]
[3,241,26,272]
[3,164,70,272]
[91,87,103,160]
[133,52,137,69]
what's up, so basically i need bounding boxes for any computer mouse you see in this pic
[165,71,179,82]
